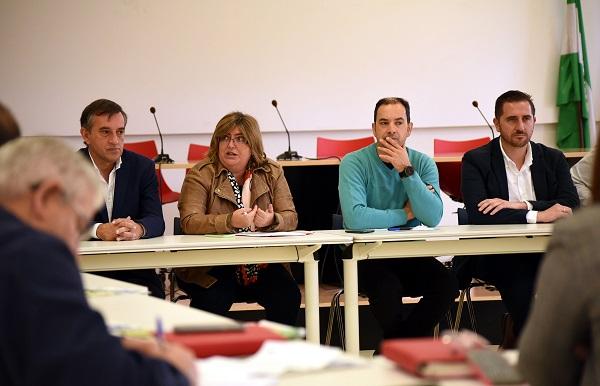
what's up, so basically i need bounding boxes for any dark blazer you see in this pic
[0,208,187,386]
[79,148,165,237]
[461,137,580,225]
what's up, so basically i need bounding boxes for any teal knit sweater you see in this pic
[338,143,443,229]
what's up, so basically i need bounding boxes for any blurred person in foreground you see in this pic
[0,137,196,386]
[519,136,600,385]
[176,112,300,325]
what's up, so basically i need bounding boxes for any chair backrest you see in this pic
[433,137,490,155]
[124,140,179,204]
[124,140,158,159]
[433,137,490,202]
[187,143,210,161]
[316,136,374,159]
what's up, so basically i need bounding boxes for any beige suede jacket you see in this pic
[175,158,298,287]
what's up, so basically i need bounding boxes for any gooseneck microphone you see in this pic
[149,106,174,163]
[472,101,495,139]
[271,99,301,160]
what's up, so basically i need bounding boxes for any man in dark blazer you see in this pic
[460,90,579,340]
[79,99,166,298]
[0,137,195,386]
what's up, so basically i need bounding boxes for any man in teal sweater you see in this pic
[339,97,458,339]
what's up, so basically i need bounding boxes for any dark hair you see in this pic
[494,90,536,119]
[0,102,21,146]
[374,97,411,123]
[80,99,128,129]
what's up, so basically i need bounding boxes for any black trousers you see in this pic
[471,253,542,337]
[178,264,301,326]
[94,269,165,299]
[359,257,458,339]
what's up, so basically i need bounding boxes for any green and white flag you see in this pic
[556,0,596,149]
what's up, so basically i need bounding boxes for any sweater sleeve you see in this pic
[403,155,443,227]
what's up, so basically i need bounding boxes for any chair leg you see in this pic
[466,286,478,333]
[454,289,467,331]
[336,292,345,350]
[325,289,344,346]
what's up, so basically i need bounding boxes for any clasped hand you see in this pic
[97,216,144,241]
[230,204,275,230]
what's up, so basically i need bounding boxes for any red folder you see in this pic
[165,324,284,358]
[381,338,474,379]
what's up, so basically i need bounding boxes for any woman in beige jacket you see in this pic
[176,112,300,325]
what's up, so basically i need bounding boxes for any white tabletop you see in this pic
[326,224,554,243]
[81,272,148,293]
[280,356,483,386]
[88,293,239,333]
[79,232,353,255]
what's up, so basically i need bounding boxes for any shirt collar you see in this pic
[87,149,122,176]
[499,140,532,172]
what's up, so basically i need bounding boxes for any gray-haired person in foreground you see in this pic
[0,137,196,386]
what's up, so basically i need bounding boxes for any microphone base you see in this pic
[154,153,174,164]
[276,150,302,161]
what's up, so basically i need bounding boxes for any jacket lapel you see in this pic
[79,148,109,222]
[112,153,127,220]
[491,140,510,200]
[530,142,548,200]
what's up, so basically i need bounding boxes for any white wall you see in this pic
[2,0,598,232]
[1,0,599,137]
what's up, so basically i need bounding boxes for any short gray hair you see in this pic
[0,137,103,208]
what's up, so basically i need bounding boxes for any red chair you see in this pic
[187,143,210,161]
[434,137,490,202]
[123,140,180,204]
[316,136,374,159]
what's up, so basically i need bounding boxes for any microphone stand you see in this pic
[472,101,495,139]
[272,100,302,160]
[150,107,174,163]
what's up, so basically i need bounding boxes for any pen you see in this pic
[156,316,165,350]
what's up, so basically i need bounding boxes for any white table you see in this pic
[81,272,149,294]
[332,224,554,354]
[88,293,239,333]
[79,232,353,343]
[280,355,489,386]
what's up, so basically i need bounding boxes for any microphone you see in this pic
[472,100,495,139]
[149,106,174,163]
[271,99,301,160]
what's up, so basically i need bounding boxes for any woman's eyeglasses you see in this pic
[220,135,248,145]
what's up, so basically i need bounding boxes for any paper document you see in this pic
[235,231,313,237]
[196,341,364,386]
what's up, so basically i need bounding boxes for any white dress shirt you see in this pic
[499,141,538,223]
[88,151,122,239]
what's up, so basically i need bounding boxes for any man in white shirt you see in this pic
[78,99,166,298]
[460,90,579,341]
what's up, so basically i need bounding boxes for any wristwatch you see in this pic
[400,166,414,178]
